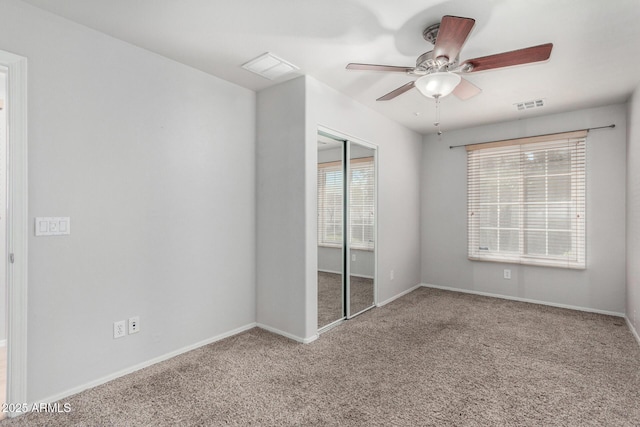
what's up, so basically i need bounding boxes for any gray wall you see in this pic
[0,1,256,402]
[256,77,310,340]
[627,86,640,336]
[421,104,627,314]
[317,247,375,278]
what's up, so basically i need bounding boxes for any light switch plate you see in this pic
[35,217,71,236]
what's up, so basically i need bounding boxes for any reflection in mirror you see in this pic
[348,143,375,316]
[317,134,344,329]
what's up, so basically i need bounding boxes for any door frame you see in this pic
[0,49,29,415]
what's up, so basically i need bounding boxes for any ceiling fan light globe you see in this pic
[415,72,461,98]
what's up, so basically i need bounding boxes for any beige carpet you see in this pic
[317,271,374,328]
[3,287,640,426]
[317,271,344,328]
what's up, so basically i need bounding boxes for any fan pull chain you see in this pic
[434,95,442,135]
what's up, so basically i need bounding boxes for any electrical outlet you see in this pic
[129,316,140,334]
[352,253,356,262]
[504,269,511,279]
[113,320,126,339]
[390,270,395,280]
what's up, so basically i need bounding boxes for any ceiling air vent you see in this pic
[241,52,299,80]
[514,99,545,111]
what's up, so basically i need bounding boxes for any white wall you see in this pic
[307,76,423,307]
[422,104,627,314]
[256,77,310,341]
[0,0,256,402]
[627,87,640,337]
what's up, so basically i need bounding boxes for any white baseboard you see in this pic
[421,283,625,317]
[318,269,374,280]
[351,273,374,280]
[38,322,257,406]
[377,283,423,308]
[256,323,318,344]
[627,316,640,347]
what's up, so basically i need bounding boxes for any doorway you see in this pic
[0,48,28,417]
[317,129,376,331]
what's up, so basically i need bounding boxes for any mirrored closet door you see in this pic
[317,131,376,330]
[346,142,375,318]
[317,133,345,329]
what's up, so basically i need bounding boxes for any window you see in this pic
[317,161,343,247]
[318,157,375,250]
[348,158,375,250]
[467,131,586,268]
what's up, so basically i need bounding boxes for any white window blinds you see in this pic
[467,131,586,269]
[317,161,343,247]
[317,157,375,251]
[349,158,375,250]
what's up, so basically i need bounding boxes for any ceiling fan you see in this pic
[346,15,553,102]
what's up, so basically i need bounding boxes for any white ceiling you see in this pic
[21,0,640,134]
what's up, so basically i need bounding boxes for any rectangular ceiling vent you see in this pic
[241,52,299,80]
[514,99,545,111]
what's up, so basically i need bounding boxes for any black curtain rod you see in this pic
[448,124,616,149]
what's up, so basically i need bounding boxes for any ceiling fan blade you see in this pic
[462,43,553,73]
[377,81,415,101]
[433,16,476,62]
[452,77,482,100]
[346,63,414,73]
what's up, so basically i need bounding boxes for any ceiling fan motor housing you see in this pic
[415,50,457,74]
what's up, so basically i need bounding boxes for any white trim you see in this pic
[627,317,640,347]
[37,322,257,406]
[421,283,625,317]
[257,323,318,344]
[351,273,374,280]
[373,147,378,307]
[345,140,351,317]
[0,49,28,418]
[376,283,423,308]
